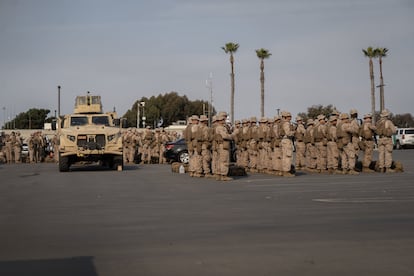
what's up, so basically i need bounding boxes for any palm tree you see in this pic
[375,47,389,113]
[362,47,376,124]
[256,48,272,117]
[222,42,239,124]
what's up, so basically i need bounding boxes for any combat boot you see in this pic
[282,171,295,177]
[204,173,215,179]
[220,176,233,181]
[362,167,375,173]
[385,168,396,173]
[347,169,359,175]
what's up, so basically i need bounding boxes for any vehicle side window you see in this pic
[406,129,414,135]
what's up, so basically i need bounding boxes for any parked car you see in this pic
[164,138,189,164]
[21,143,29,162]
[394,128,414,149]
[164,138,237,164]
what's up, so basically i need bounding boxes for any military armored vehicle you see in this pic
[58,93,123,171]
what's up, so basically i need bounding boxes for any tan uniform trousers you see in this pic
[377,137,393,169]
[5,143,12,163]
[315,141,327,171]
[248,141,258,171]
[211,147,218,175]
[306,143,317,169]
[295,141,306,169]
[341,143,356,170]
[13,145,21,163]
[218,143,230,176]
[271,147,282,172]
[362,140,375,168]
[327,141,339,169]
[238,148,249,168]
[281,138,293,172]
[201,145,212,174]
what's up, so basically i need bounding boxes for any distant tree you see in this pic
[222,42,239,124]
[297,104,336,123]
[256,48,272,117]
[363,47,377,124]
[4,108,51,129]
[122,92,215,128]
[391,113,414,128]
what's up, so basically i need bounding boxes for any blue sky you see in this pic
[1,0,413,126]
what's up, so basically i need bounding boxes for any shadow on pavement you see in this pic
[0,256,98,276]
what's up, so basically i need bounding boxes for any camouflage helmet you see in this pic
[191,115,200,121]
[363,113,372,119]
[199,115,208,122]
[306,119,314,126]
[339,113,350,120]
[281,111,292,117]
[295,116,303,122]
[250,116,257,123]
[380,109,391,117]
[317,114,326,121]
[329,115,338,122]
[350,108,358,115]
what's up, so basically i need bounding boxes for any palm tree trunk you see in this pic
[230,54,235,124]
[379,57,384,112]
[369,58,376,124]
[260,59,265,117]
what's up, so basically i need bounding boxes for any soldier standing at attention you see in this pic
[313,115,328,173]
[189,115,203,177]
[337,113,359,175]
[270,116,282,176]
[294,116,306,171]
[326,116,340,174]
[304,119,317,173]
[199,115,214,178]
[280,111,295,177]
[210,116,219,178]
[232,120,242,167]
[248,117,259,173]
[13,132,22,163]
[349,109,361,161]
[359,113,376,172]
[239,119,250,170]
[4,133,13,164]
[375,109,397,173]
[215,113,233,181]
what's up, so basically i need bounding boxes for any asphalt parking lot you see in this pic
[1,150,414,276]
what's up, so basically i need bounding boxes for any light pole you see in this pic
[57,85,61,117]
[2,107,5,129]
[141,102,146,128]
[206,72,213,127]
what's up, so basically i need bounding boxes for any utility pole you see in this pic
[206,72,213,127]
[57,85,61,117]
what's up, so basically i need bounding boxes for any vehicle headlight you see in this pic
[67,135,76,142]
[108,134,116,142]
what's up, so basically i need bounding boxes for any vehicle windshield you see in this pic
[70,116,88,126]
[92,116,110,126]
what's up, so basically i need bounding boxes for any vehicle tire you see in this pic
[112,156,123,170]
[396,141,401,150]
[59,154,70,172]
[179,151,189,164]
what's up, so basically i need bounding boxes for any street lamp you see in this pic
[57,85,61,117]
[206,72,213,127]
[141,102,146,128]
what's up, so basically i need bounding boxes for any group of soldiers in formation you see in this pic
[0,131,58,164]
[183,108,397,180]
[1,108,397,179]
[122,127,180,165]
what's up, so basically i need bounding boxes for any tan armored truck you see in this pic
[58,93,123,171]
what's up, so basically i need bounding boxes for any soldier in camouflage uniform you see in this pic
[214,113,233,181]
[199,115,214,178]
[359,113,376,172]
[271,116,283,176]
[337,113,359,175]
[280,111,295,177]
[326,116,340,174]
[304,119,317,172]
[375,109,397,173]
[188,115,203,177]
[313,114,328,173]
[294,116,306,171]
[238,119,250,170]
[247,117,259,173]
